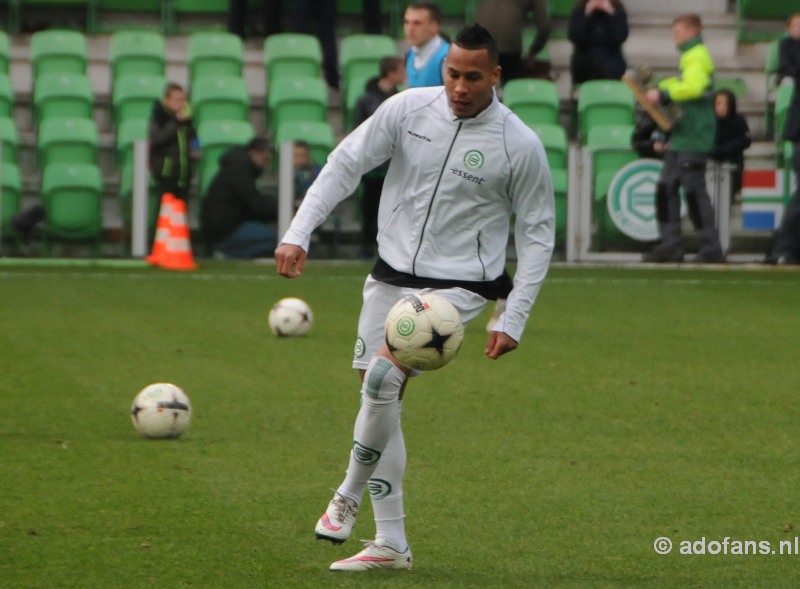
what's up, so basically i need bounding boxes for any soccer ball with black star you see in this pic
[268,297,314,336]
[131,383,192,439]
[384,293,464,371]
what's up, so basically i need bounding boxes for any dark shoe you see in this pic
[11,205,46,243]
[642,244,684,263]
[691,247,726,264]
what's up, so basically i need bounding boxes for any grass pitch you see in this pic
[1,261,799,588]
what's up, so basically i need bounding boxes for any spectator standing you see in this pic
[404,2,449,87]
[475,0,551,84]
[352,56,406,257]
[643,14,724,263]
[568,0,628,85]
[201,138,278,259]
[228,0,283,39]
[710,89,751,202]
[778,12,800,186]
[290,0,339,89]
[148,82,199,203]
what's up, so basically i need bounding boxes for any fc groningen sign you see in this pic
[606,159,663,241]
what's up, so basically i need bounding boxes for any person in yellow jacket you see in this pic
[643,14,725,263]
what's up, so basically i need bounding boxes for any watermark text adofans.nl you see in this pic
[653,536,800,556]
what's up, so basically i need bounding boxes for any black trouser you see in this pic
[657,150,721,253]
[290,0,339,88]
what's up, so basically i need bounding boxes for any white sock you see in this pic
[372,424,408,552]
[336,356,406,503]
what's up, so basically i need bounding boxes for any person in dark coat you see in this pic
[148,82,199,203]
[201,137,278,259]
[352,56,406,257]
[710,89,751,201]
[568,0,628,85]
[778,12,800,185]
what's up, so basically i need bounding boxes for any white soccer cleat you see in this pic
[314,493,359,544]
[329,539,413,572]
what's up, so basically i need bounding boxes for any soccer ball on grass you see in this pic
[131,383,192,439]
[268,297,314,336]
[384,293,464,371]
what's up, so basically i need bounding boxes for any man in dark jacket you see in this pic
[352,56,405,257]
[201,137,278,259]
[148,82,199,202]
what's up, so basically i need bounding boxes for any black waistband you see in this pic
[370,257,512,301]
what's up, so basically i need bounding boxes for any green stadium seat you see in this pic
[93,0,167,34]
[577,80,635,144]
[34,72,93,123]
[264,34,323,95]
[187,32,243,84]
[191,75,250,128]
[30,30,87,79]
[737,0,795,42]
[764,37,785,138]
[1,162,22,243]
[504,78,560,126]
[587,124,637,243]
[774,81,795,146]
[169,0,229,33]
[197,119,255,195]
[116,117,149,168]
[0,73,12,118]
[41,162,103,251]
[112,74,165,128]
[528,123,568,170]
[267,76,328,136]
[0,117,19,163]
[275,120,335,166]
[713,77,746,99]
[339,34,397,119]
[345,72,374,129]
[548,0,574,18]
[118,161,161,230]
[109,31,166,83]
[0,31,9,73]
[38,116,99,167]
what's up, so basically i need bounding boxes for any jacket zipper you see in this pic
[411,121,462,275]
[476,230,486,280]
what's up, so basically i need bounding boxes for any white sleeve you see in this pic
[497,126,555,342]
[279,97,401,251]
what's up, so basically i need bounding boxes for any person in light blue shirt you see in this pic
[403,2,449,87]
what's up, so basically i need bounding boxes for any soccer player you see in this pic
[274,24,554,572]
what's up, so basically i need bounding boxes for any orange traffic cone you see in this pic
[159,196,197,271]
[146,193,175,266]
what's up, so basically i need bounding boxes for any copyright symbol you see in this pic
[653,536,672,555]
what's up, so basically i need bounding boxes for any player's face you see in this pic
[404,8,439,48]
[444,45,500,118]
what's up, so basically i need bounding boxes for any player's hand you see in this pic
[484,331,518,360]
[645,88,661,105]
[275,243,307,278]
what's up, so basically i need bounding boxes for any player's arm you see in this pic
[488,125,555,350]
[658,48,713,103]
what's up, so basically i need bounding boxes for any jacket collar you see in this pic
[679,35,703,53]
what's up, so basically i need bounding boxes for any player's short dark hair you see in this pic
[673,13,702,31]
[407,2,441,23]
[453,24,499,65]
[163,82,184,97]
[247,137,272,152]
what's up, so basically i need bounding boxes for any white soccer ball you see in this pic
[269,297,313,336]
[131,383,192,439]
[384,293,464,371]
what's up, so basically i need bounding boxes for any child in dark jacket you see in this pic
[710,89,751,201]
[148,82,199,202]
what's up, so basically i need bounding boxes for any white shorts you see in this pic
[352,275,489,370]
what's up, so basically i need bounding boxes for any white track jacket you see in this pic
[281,86,554,342]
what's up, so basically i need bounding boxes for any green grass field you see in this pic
[1,261,799,588]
